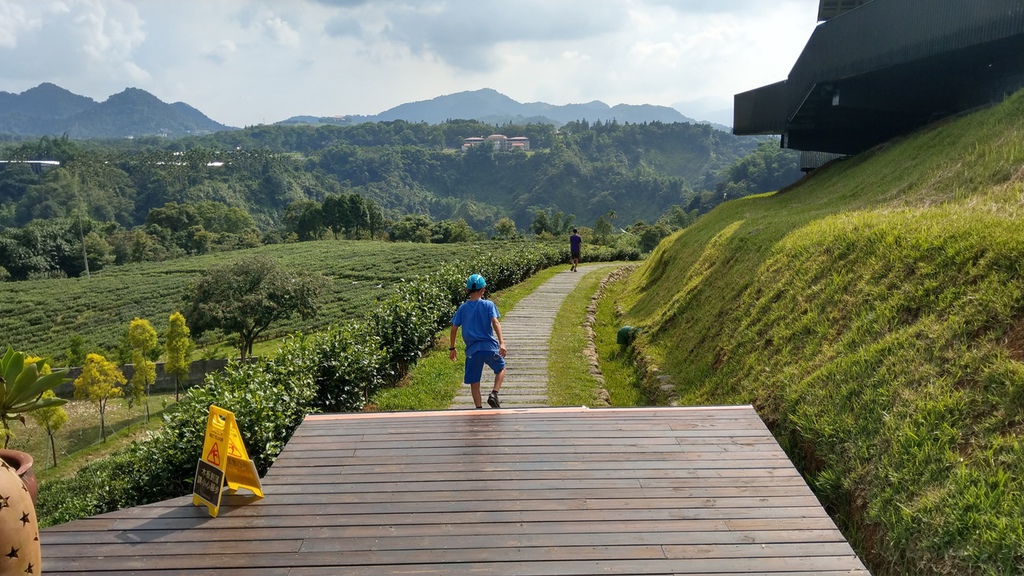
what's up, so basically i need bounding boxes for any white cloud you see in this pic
[0,1,40,49]
[205,40,237,66]
[0,0,824,126]
[71,1,147,75]
[259,16,301,47]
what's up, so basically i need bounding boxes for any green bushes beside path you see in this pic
[36,242,637,527]
[617,91,1024,574]
[3,240,616,362]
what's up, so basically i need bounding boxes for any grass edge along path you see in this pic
[616,91,1024,576]
[371,265,569,411]
[591,266,649,407]
[375,263,643,411]
[547,264,625,407]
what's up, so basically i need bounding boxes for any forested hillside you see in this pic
[0,119,799,280]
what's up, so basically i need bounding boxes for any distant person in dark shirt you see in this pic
[569,228,582,272]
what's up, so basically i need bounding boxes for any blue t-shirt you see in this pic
[452,299,500,357]
[570,234,582,252]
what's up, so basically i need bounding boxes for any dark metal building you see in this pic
[735,0,1024,156]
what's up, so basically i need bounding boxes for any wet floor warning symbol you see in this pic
[192,405,264,518]
[206,443,221,466]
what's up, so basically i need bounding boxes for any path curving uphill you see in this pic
[450,264,617,409]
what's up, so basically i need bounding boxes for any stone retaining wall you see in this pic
[53,358,231,397]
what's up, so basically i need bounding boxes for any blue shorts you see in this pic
[464,351,505,384]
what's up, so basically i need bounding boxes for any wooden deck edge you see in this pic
[304,405,755,421]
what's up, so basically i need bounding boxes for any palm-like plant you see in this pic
[0,346,69,448]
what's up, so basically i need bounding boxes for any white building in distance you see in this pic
[461,134,530,152]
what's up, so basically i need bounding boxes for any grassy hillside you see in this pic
[617,92,1024,575]
[0,241,531,361]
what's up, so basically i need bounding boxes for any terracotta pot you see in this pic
[0,457,42,575]
[0,449,37,506]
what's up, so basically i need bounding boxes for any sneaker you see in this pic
[487,391,501,408]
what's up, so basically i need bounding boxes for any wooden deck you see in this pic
[41,406,870,575]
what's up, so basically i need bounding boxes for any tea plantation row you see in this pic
[2,240,558,362]
[35,242,636,526]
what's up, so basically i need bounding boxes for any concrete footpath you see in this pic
[450,264,618,409]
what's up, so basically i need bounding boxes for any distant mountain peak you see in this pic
[106,87,164,103]
[326,88,696,127]
[0,83,234,138]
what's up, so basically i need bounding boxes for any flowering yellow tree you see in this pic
[164,311,193,401]
[29,390,68,467]
[1,351,68,448]
[73,353,125,442]
[128,318,158,421]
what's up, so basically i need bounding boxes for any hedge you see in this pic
[36,241,637,526]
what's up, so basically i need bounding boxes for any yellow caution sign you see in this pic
[192,405,264,517]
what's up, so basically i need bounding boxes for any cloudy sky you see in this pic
[0,0,822,127]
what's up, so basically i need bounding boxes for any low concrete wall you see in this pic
[54,358,231,397]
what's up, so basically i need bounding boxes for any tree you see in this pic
[530,210,551,236]
[322,194,346,239]
[29,390,68,467]
[283,200,325,241]
[593,215,614,245]
[127,318,158,422]
[145,202,200,234]
[390,214,433,243]
[344,193,370,237]
[73,353,126,442]
[1,351,69,448]
[550,211,576,236]
[183,255,328,360]
[493,217,518,240]
[165,311,193,402]
[430,218,476,243]
[365,200,385,239]
[65,334,87,367]
[634,222,672,252]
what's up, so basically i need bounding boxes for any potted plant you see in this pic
[0,346,70,504]
[0,457,41,575]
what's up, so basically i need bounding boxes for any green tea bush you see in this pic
[302,323,390,412]
[370,279,456,375]
[36,242,643,527]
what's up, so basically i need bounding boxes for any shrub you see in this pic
[303,323,390,412]
[37,243,642,527]
[38,345,319,526]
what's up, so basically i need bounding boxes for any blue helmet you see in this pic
[466,273,487,291]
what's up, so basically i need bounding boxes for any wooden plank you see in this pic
[87,496,825,519]
[42,528,851,548]
[40,406,869,575]
[269,448,793,468]
[226,485,820,503]
[48,547,866,571]
[288,421,774,439]
[283,561,870,576]
[260,474,806,491]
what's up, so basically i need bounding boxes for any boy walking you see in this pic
[450,274,507,408]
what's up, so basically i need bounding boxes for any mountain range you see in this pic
[0,84,732,139]
[0,83,231,139]
[283,88,731,131]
